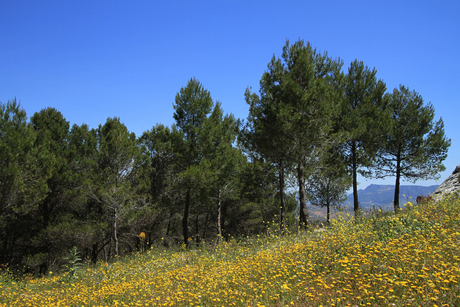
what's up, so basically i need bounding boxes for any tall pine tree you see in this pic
[95,117,148,257]
[338,60,390,215]
[0,99,48,266]
[173,77,214,245]
[373,85,451,212]
[244,39,343,230]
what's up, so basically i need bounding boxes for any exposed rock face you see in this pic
[432,164,460,201]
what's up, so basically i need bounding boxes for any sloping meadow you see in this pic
[1,194,460,306]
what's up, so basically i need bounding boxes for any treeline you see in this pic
[0,39,450,274]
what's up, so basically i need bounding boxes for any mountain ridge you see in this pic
[344,184,438,210]
[307,184,438,221]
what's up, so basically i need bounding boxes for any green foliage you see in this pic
[139,124,183,204]
[0,99,50,271]
[307,155,352,223]
[244,39,345,230]
[97,117,148,189]
[62,246,82,280]
[94,117,150,256]
[173,77,213,165]
[0,40,452,274]
[173,78,216,245]
[173,77,248,244]
[370,205,440,242]
[0,99,47,217]
[243,75,292,231]
[0,265,15,286]
[234,159,279,235]
[338,59,391,213]
[373,85,451,211]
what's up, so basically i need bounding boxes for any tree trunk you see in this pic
[202,211,209,240]
[298,163,309,229]
[182,188,191,245]
[1,229,8,264]
[394,151,401,213]
[91,243,98,264]
[166,210,173,236]
[222,198,227,239]
[92,237,112,263]
[279,159,286,233]
[217,188,222,240]
[327,203,330,224]
[195,214,199,244]
[114,208,118,257]
[105,240,110,262]
[351,142,360,215]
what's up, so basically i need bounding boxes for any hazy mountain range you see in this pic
[344,184,438,210]
[308,184,438,221]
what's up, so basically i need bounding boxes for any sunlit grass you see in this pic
[1,193,459,306]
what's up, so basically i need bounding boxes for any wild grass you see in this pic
[1,193,460,306]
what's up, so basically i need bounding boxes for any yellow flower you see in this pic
[281,284,290,291]
[138,232,146,241]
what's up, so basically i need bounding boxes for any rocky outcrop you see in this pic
[432,164,460,201]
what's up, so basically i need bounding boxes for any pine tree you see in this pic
[67,123,106,263]
[243,86,292,232]
[199,102,243,239]
[338,60,390,215]
[244,39,343,230]
[28,108,73,273]
[373,85,451,212]
[306,151,352,223]
[139,124,185,243]
[30,108,71,230]
[173,77,214,245]
[0,99,48,265]
[95,117,148,257]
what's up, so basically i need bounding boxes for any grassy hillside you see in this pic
[1,194,460,306]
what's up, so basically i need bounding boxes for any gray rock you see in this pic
[432,164,460,200]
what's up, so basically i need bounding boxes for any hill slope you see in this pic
[1,194,459,306]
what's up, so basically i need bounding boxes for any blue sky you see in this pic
[1,0,459,190]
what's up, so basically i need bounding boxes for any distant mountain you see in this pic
[343,184,438,210]
[307,184,439,221]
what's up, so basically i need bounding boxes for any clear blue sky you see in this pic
[1,0,459,190]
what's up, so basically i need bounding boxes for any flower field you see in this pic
[1,194,460,306]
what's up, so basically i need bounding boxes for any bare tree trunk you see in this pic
[114,208,118,257]
[351,142,360,215]
[91,237,111,264]
[91,243,98,264]
[195,214,199,244]
[202,211,209,240]
[394,151,401,213]
[104,239,110,262]
[217,188,222,240]
[279,159,286,233]
[182,188,191,245]
[166,210,173,236]
[298,163,309,229]
[1,230,8,264]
